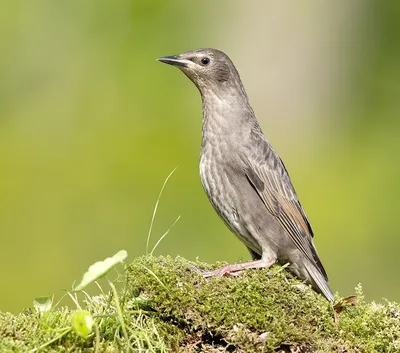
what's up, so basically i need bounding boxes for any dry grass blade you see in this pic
[146,166,178,255]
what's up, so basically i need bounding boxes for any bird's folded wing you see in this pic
[243,134,328,280]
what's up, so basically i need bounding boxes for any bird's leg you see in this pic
[190,259,276,278]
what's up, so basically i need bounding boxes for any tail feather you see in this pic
[304,261,334,302]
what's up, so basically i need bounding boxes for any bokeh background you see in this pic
[1,1,399,313]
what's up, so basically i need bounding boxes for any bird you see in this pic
[157,48,334,302]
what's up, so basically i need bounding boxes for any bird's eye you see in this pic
[201,57,210,65]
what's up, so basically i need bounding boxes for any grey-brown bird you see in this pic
[157,48,334,302]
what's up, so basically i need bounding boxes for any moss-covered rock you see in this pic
[1,256,399,352]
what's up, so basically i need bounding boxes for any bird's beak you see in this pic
[157,55,190,68]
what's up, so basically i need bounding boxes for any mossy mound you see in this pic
[1,256,399,352]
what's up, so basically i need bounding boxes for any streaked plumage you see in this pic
[158,48,334,302]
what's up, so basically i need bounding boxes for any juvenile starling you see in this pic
[157,48,334,302]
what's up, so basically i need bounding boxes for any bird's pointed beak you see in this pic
[157,55,190,68]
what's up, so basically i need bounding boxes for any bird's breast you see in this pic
[199,139,242,223]
[199,109,246,205]
[199,143,266,254]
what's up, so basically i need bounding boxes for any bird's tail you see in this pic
[304,261,334,303]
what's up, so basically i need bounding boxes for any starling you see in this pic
[157,48,334,302]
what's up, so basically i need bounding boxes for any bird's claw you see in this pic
[189,264,244,278]
[189,261,273,278]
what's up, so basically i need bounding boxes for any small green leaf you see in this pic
[74,250,128,291]
[126,294,152,310]
[71,310,93,339]
[33,295,53,313]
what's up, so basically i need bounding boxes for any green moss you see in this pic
[1,256,399,352]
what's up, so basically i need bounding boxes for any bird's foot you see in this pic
[190,259,276,278]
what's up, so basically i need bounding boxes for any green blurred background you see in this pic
[1,1,399,313]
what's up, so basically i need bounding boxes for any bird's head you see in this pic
[157,48,243,94]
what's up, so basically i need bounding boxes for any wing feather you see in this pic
[244,130,328,280]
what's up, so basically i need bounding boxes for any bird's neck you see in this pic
[200,86,255,144]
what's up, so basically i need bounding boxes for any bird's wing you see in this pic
[243,129,328,280]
